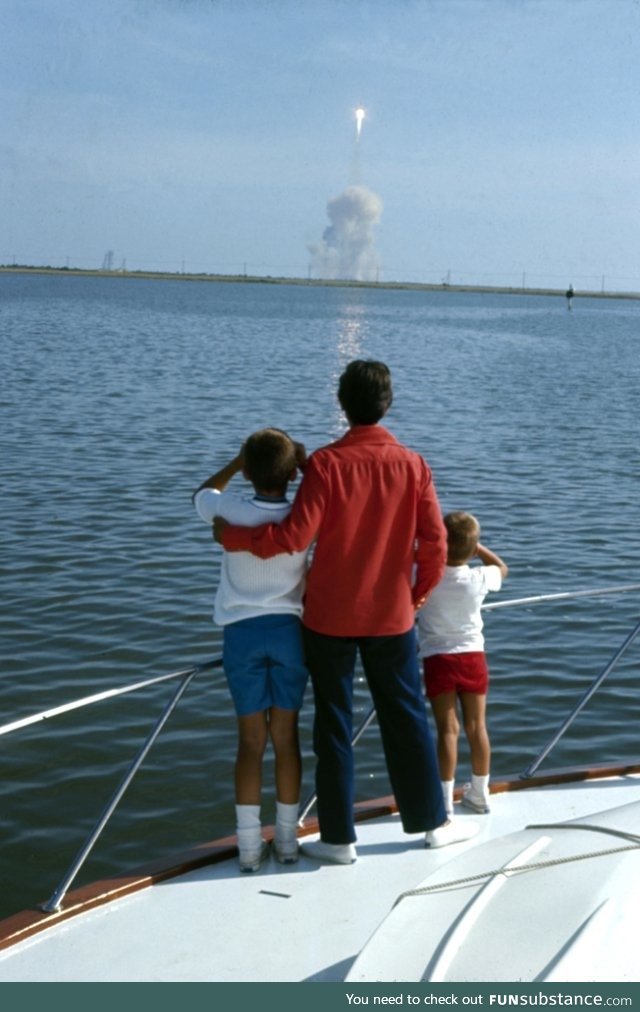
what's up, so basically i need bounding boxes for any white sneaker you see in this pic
[425,819,479,849]
[273,838,299,864]
[461,783,491,814]
[299,839,357,864]
[238,839,269,873]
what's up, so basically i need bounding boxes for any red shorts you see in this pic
[423,652,489,699]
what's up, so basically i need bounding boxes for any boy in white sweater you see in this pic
[417,511,508,818]
[193,429,310,872]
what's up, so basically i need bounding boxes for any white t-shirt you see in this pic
[417,564,502,657]
[194,488,309,627]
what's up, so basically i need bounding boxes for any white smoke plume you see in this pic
[309,184,383,282]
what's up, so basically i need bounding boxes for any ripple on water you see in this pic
[1,277,639,919]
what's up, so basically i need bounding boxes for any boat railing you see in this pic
[2,583,639,912]
[2,658,223,913]
[298,583,640,820]
[482,584,640,778]
[519,615,640,778]
[0,659,222,739]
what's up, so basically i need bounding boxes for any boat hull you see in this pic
[1,765,639,982]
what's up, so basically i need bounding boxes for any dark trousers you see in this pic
[302,625,446,844]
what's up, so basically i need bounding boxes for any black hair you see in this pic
[337,359,393,425]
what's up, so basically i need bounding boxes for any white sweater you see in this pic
[194,488,309,626]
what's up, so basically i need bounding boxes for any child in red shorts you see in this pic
[417,512,508,817]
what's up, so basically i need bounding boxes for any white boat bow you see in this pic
[1,583,639,982]
[347,796,640,984]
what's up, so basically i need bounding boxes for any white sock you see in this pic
[275,801,299,844]
[235,804,262,853]
[441,780,454,816]
[471,774,490,797]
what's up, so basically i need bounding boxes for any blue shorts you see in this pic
[222,613,309,717]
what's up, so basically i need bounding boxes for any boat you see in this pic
[1,585,639,983]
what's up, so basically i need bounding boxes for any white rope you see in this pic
[395,840,640,906]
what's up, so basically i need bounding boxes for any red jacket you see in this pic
[222,425,447,637]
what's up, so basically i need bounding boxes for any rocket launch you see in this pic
[355,106,366,139]
[308,104,382,282]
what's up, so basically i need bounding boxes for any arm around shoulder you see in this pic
[222,457,325,558]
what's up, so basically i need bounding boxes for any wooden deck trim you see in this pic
[488,760,640,794]
[1,760,638,953]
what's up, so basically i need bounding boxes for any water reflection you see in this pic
[2,277,639,922]
[330,301,367,436]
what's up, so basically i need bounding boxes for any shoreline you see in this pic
[1,264,639,300]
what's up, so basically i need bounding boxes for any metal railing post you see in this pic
[521,618,640,779]
[40,659,221,912]
[297,704,378,825]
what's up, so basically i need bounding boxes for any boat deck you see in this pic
[1,773,639,982]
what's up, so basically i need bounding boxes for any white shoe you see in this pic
[238,839,269,873]
[299,839,357,864]
[425,819,479,849]
[273,838,299,864]
[461,783,491,814]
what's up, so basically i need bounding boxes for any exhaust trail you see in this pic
[308,105,383,282]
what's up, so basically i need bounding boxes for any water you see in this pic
[1,273,639,920]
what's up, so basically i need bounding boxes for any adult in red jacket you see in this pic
[216,360,477,863]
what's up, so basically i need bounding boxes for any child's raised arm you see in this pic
[476,542,508,580]
[192,448,244,503]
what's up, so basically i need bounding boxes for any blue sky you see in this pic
[2,0,640,289]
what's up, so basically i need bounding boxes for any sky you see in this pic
[2,0,640,290]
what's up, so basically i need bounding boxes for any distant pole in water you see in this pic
[565,283,574,310]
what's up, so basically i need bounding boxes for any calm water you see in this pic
[1,273,639,920]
